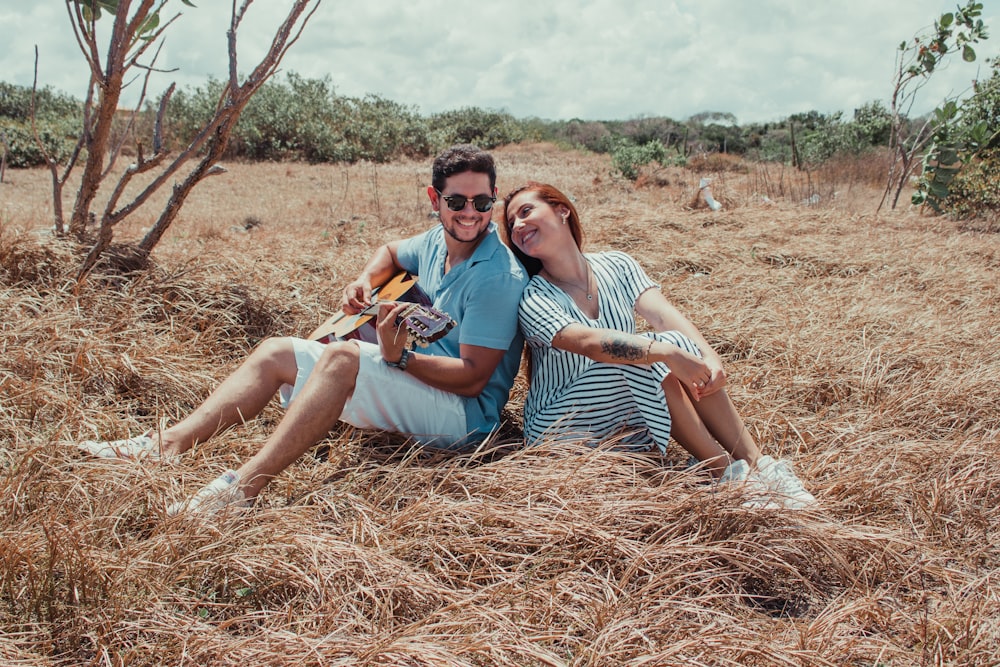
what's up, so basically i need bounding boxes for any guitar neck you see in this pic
[358,298,414,315]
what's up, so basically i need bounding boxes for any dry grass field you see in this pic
[1,144,998,666]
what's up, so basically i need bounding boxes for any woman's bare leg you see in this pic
[687,388,762,466]
[662,374,731,478]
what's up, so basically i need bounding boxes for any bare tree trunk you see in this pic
[138,125,236,255]
[0,131,8,184]
[70,0,320,280]
[789,121,800,170]
[68,0,155,239]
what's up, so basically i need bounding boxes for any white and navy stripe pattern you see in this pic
[519,251,702,451]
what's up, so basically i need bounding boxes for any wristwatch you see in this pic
[386,347,411,371]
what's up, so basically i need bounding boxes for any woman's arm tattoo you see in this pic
[600,332,645,361]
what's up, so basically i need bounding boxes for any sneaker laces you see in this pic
[756,456,817,509]
[168,470,249,517]
[719,459,781,509]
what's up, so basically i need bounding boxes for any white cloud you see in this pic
[1,0,995,124]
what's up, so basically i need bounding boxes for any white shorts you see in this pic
[279,338,472,449]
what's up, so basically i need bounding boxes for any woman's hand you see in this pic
[699,357,729,396]
[661,347,715,401]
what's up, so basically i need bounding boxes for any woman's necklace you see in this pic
[545,264,594,301]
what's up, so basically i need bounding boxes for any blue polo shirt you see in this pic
[396,223,527,440]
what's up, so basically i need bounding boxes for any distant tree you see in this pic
[851,100,893,147]
[620,116,683,151]
[880,0,988,212]
[558,119,614,153]
[687,111,738,126]
[685,112,743,156]
[33,0,321,279]
[700,122,746,154]
[786,110,829,132]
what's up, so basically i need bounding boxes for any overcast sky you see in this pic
[2,1,997,125]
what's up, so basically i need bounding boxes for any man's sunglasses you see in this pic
[435,189,496,213]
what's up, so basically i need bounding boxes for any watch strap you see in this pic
[386,347,411,370]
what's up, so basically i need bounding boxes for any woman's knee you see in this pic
[661,372,683,397]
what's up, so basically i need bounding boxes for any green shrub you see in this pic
[0,82,82,121]
[611,140,667,181]
[914,59,1000,212]
[943,148,1000,219]
[0,83,82,168]
[165,79,225,152]
[337,94,430,162]
[164,74,431,163]
[0,119,79,168]
[427,107,525,151]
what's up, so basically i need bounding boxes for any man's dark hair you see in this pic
[431,144,496,192]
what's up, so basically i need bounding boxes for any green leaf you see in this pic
[963,44,976,62]
[929,181,951,198]
[182,0,198,6]
[138,12,160,36]
[971,120,988,144]
[938,148,960,164]
[940,12,954,28]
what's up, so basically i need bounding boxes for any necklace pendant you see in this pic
[587,294,593,300]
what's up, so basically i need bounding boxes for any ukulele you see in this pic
[309,271,456,347]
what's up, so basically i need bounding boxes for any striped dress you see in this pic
[518,251,702,452]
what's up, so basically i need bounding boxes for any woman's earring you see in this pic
[561,215,567,225]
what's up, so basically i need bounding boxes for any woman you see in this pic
[499,182,816,510]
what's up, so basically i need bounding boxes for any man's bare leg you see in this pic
[234,340,361,500]
[155,337,299,457]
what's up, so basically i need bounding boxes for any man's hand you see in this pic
[341,278,374,315]
[376,302,411,364]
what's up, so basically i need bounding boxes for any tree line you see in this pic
[3,58,997,215]
[0,74,898,170]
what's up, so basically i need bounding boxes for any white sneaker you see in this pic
[167,470,250,517]
[756,455,818,510]
[77,434,166,461]
[719,459,781,509]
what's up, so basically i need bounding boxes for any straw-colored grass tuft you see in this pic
[2,147,999,665]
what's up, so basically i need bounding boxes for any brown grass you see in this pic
[2,144,999,665]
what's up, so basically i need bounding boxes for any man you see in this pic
[78,144,528,516]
